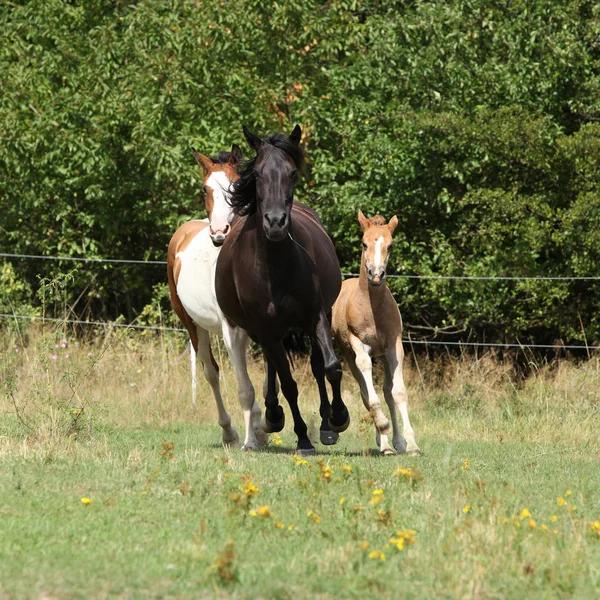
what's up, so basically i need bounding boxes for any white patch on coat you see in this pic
[373,236,384,268]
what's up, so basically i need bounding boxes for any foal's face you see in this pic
[193,145,242,246]
[254,148,297,241]
[358,210,399,286]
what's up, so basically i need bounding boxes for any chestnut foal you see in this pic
[332,211,421,456]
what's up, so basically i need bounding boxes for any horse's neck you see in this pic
[358,255,387,313]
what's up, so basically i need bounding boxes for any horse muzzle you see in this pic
[263,213,289,242]
[209,224,230,247]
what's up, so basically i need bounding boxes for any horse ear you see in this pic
[192,148,213,174]
[229,144,243,166]
[243,126,263,151]
[289,124,302,145]
[388,215,398,234]
[358,209,370,232]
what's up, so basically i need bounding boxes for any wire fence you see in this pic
[2,251,600,351]
[2,252,600,281]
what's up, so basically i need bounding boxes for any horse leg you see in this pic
[262,358,285,433]
[383,360,406,454]
[314,310,350,433]
[221,323,267,450]
[347,333,392,441]
[263,341,314,455]
[195,326,239,446]
[189,339,197,406]
[310,344,338,446]
[385,340,421,456]
[344,349,394,455]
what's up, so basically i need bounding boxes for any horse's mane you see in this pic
[229,133,304,216]
[369,215,387,226]
[209,150,233,165]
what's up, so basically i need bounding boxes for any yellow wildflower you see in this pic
[589,521,600,537]
[80,497,92,505]
[291,454,308,466]
[394,467,413,478]
[342,465,352,474]
[557,497,567,507]
[551,515,558,522]
[552,529,559,535]
[565,490,572,496]
[307,510,321,524]
[248,510,257,517]
[339,497,345,505]
[462,458,471,472]
[368,550,386,561]
[287,524,295,531]
[274,520,285,529]
[371,489,384,506]
[520,508,532,520]
[389,536,405,551]
[540,524,548,532]
[528,519,536,529]
[463,504,471,514]
[257,505,271,518]
[243,480,260,497]
[272,433,283,447]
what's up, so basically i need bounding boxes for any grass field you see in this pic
[1,327,599,599]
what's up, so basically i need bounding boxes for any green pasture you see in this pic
[1,331,599,598]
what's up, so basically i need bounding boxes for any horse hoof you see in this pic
[407,448,422,457]
[296,446,316,456]
[329,409,350,434]
[254,429,270,447]
[319,430,339,446]
[241,442,258,452]
[262,408,285,433]
[382,447,395,456]
[222,428,240,447]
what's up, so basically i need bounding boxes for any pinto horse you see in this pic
[167,145,267,450]
[215,126,350,455]
[332,211,421,456]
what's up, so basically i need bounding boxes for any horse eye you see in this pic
[362,242,368,250]
[202,186,207,194]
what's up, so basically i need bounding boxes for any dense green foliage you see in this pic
[2,0,600,345]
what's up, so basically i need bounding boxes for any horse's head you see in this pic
[357,210,399,286]
[242,125,303,242]
[192,144,243,246]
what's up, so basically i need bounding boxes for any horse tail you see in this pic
[282,332,311,370]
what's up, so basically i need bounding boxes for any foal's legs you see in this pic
[383,339,420,455]
[347,333,391,438]
[314,310,350,433]
[310,344,339,445]
[343,349,394,455]
[263,341,314,455]
[195,326,239,446]
[221,323,268,450]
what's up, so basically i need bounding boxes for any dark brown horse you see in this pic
[215,125,349,455]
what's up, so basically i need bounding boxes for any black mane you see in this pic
[229,133,304,216]
[209,150,233,165]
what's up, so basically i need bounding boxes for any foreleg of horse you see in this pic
[221,323,267,450]
[385,341,421,456]
[310,345,338,446]
[263,342,314,455]
[262,358,285,433]
[195,327,239,446]
[382,362,406,454]
[189,339,197,406]
[344,350,394,456]
[348,333,391,438]
[314,311,350,433]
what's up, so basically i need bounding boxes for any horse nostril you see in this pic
[367,267,373,277]
[381,269,386,278]
[223,224,230,234]
[279,213,287,226]
[264,213,272,226]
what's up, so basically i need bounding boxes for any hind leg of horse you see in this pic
[262,358,285,433]
[344,350,394,455]
[195,326,239,446]
[221,323,267,450]
[263,341,314,455]
[314,310,349,433]
[310,345,338,446]
[384,340,420,456]
[347,333,391,439]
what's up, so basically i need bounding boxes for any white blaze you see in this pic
[206,170,233,233]
[373,236,384,269]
